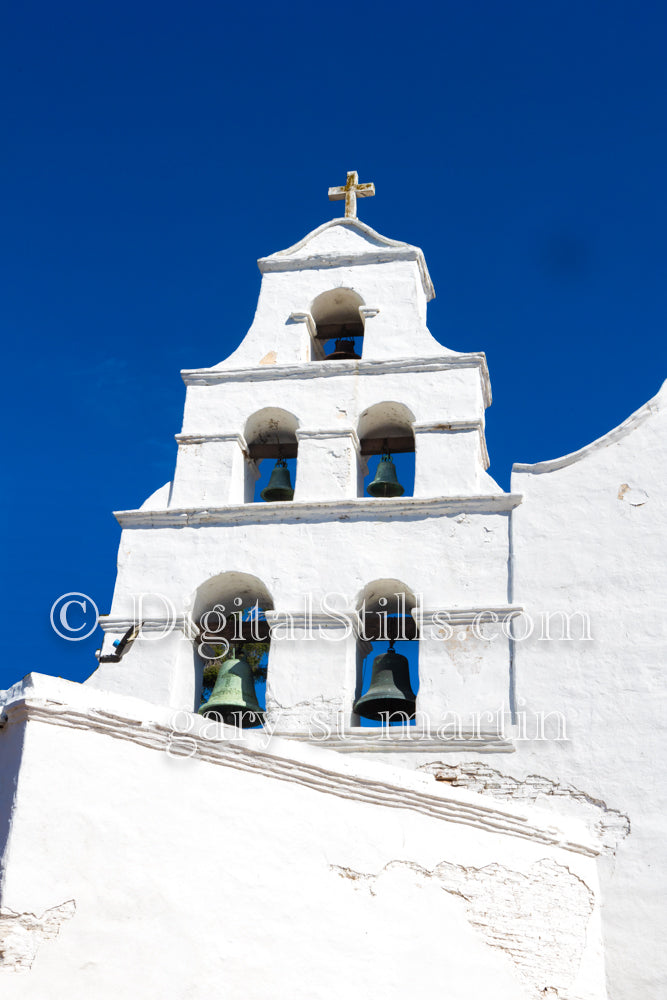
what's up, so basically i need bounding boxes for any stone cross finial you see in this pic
[328,170,375,219]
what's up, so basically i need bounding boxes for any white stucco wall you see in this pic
[88,502,518,729]
[505,382,667,999]
[383,384,666,999]
[171,364,495,508]
[0,676,607,1000]
[218,218,441,368]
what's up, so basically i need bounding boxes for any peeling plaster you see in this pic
[617,483,648,506]
[0,900,75,973]
[332,858,593,999]
[420,762,630,851]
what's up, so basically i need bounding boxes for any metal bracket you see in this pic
[96,623,141,663]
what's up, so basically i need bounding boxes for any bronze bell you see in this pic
[354,641,416,722]
[367,453,405,498]
[199,652,264,728]
[260,458,294,502]
[327,337,361,360]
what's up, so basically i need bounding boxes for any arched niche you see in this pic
[192,571,274,727]
[244,407,299,503]
[193,571,274,622]
[311,288,365,360]
[353,579,419,728]
[356,578,417,618]
[357,401,416,498]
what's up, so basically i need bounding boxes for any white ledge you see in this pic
[257,218,435,300]
[287,311,317,338]
[280,731,514,754]
[0,674,598,858]
[175,432,247,447]
[98,607,524,634]
[180,354,492,408]
[413,606,524,627]
[295,427,361,446]
[98,616,195,634]
[513,380,666,476]
[413,420,490,470]
[114,493,523,528]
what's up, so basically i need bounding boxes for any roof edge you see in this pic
[257,218,435,301]
[261,217,419,258]
[512,379,666,477]
[0,673,599,856]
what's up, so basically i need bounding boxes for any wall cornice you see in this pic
[287,311,318,338]
[98,616,195,634]
[257,216,435,300]
[278,730,514,754]
[512,380,666,476]
[413,419,490,470]
[0,690,598,858]
[181,355,492,408]
[174,432,247,448]
[258,246,432,289]
[295,427,361,449]
[97,606,524,636]
[114,493,522,529]
[413,606,524,628]
[172,424,490,468]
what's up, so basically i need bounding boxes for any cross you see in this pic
[328,170,375,219]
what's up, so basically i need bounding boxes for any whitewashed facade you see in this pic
[1,212,665,998]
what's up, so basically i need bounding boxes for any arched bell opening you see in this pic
[357,402,416,498]
[244,407,299,503]
[193,572,273,728]
[311,288,365,361]
[353,580,420,728]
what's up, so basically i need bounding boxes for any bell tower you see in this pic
[87,172,521,748]
[4,171,658,1000]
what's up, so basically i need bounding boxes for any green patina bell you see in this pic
[367,454,405,498]
[353,642,416,722]
[199,653,264,728]
[260,458,294,502]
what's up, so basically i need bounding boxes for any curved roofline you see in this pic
[512,380,666,476]
[264,217,419,257]
[257,217,435,301]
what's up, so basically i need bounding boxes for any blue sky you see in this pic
[1,1,666,691]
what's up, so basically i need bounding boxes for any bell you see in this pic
[260,458,294,502]
[327,337,361,360]
[199,653,264,728]
[354,642,416,722]
[367,454,405,497]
